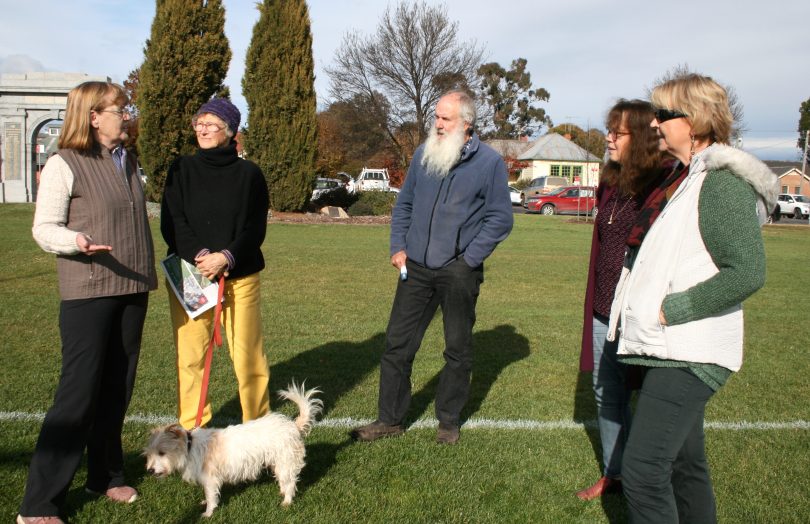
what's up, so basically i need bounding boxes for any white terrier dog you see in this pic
[144,383,322,517]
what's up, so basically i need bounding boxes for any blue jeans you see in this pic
[622,367,716,524]
[592,314,632,478]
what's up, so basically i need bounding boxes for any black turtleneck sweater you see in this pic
[161,143,269,280]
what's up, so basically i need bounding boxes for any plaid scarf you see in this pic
[626,161,689,247]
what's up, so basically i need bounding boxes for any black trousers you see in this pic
[20,293,148,517]
[378,258,483,426]
[622,367,717,524]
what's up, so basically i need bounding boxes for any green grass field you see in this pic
[1,204,808,523]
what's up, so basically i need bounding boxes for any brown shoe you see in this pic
[86,485,138,503]
[350,420,404,441]
[575,476,621,501]
[436,423,460,444]
[16,516,65,524]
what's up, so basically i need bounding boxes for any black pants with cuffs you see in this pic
[20,293,148,517]
[377,257,483,427]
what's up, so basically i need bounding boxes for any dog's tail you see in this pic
[277,381,323,436]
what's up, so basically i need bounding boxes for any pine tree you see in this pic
[137,0,231,201]
[243,0,318,211]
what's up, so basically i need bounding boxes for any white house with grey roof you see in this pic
[517,133,602,186]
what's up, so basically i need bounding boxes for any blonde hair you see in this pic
[59,81,128,151]
[650,73,732,144]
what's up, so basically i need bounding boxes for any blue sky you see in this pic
[1,0,807,160]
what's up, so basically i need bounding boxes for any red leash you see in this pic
[194,275,226,428]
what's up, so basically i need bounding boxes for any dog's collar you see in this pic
[186,429,194,451]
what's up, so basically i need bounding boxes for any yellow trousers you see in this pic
[169,272,270,429]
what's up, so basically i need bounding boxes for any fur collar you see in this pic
[701,144,779,210]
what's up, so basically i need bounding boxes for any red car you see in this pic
[525,186,597,216]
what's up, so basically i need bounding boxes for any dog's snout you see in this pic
[147,467,155,475]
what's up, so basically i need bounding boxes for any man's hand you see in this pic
[76,233,112,255]
[391,250,407,269]
[195,252,229,280]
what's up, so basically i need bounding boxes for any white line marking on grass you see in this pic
[1,412,808,431]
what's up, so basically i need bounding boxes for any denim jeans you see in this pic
[622,367,717,524]
[378,258,483,426]
[592,313,632,478]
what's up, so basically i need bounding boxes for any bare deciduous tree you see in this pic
[326,1,483,165]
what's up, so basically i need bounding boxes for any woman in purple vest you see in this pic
[576,99,668,501]
[19,81,157,524]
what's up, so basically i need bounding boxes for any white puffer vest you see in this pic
[607,147,755,371]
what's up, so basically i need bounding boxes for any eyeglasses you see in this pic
[654,108,688,123]
[607,129,630,140]
[97,108,130,119]
[192,121,224,132]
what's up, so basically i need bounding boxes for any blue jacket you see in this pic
[391,133,514,269]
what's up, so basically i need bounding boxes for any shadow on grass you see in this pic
[572,370,633,523]
[408,324,530,425]
[573,370,600,473]
[211,333,387,425]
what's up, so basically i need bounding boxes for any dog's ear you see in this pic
[167,424,186,438]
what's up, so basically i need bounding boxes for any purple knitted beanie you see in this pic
[196,98,241,133]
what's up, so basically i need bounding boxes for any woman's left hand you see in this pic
[195,252,229,280]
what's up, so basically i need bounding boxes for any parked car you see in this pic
[525,186,597,216]
[508,186,522,206]
[355,168,392,192]
[520,175,569,205]
[311,177,343,201]
[776,193,810,219]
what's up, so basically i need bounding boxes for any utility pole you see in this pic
[802,130,809,223]
[802,130,808,192]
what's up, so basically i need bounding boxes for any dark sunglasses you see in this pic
[654,108,688,123]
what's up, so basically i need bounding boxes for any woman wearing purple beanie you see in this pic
[161,97,271,429]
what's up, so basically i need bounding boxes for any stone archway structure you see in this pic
[0,72,108,202]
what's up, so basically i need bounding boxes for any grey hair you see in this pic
[442,89,477,130]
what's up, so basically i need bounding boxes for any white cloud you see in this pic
[0,54,50,74]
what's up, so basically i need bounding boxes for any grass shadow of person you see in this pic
[210,332,387,425]
[573,370,600,476]
[573,367,636,523]
[406,324,530,426]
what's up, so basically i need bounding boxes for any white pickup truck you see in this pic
[776,193,810,219]
[353,168,398,193]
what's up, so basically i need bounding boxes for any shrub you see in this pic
[348,191,398,216]
[310,187,359,210]
[512,179,532,191]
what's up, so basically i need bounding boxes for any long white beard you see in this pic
[421,125,468,178]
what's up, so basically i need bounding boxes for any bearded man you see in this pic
[351,90,514,445]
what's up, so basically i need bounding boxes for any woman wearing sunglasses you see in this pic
[577,99,670,501]
[606,74,777,522]
[161,98,271,430]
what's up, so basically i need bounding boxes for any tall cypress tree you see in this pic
[137,0,231,201]
[243,0,317,211]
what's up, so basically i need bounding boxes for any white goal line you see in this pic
[1,412,808,431]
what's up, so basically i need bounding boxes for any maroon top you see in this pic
[579,185,643,372]
[592,191,641,317]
